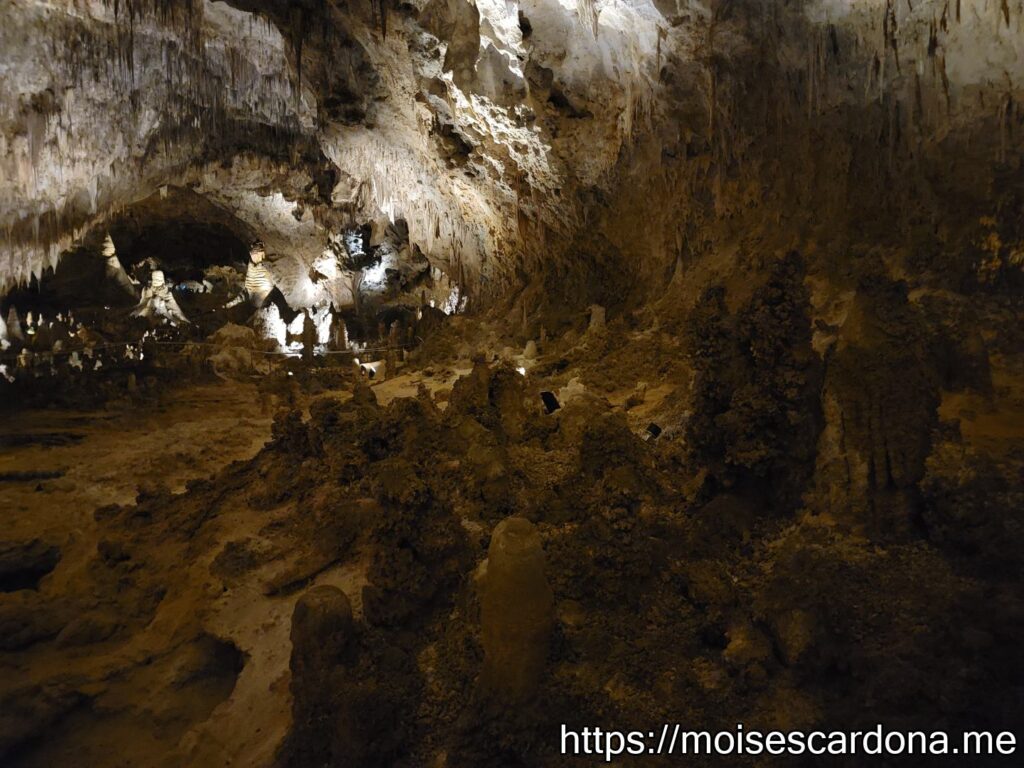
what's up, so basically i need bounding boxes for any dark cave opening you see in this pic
[0,541,61,593]
[110,220,249,283]
[1,187,254,324]
[540,390,560,413]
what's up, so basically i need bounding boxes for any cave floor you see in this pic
[1,381,276,766]
[2,382,274,536]
[2,313,1023,766]
[0,341,679,767]
[0,369,484,767]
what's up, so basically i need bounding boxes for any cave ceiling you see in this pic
[2,0,1023,300]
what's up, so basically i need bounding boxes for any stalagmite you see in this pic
[102,234,138,296]
[227,241,275,308]
[479,516,554,701]
[288,586,354,749]
[6,308,24,344]
[301,310,316,362]
[132,269,190,325]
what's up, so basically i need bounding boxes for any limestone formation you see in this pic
[289,585,354,694]
[101,235,137,297]
[227,241,275,309]
[5,307,23,343]
[131,269,189,326]
[479,516,554,701]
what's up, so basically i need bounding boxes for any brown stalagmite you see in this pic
[290,585,353,689]
[479,516,554,701]
[288,585,354,746]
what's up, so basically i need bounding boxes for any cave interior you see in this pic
[1,0,1024,765]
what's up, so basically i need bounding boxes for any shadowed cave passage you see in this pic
[3,190,254,322]
[1,0,1024,766]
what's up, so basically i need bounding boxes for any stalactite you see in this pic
[0,0,311,292]
[577,0,600,38]
[883,0,901,75]
[377,0,389,39]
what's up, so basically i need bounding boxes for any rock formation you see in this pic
[479,516,554,701]
[132,269,190,325]
[101,235,138,298]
